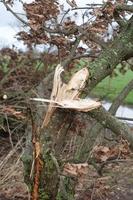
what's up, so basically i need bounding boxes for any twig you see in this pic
[62,35,82,68]
[2,0,28,26]
[72,51,99,60]
[90,179,97,200]
[86,3,103,6]
[0,152,23,186]
[0,136,24,171]
[4,113,14,149]
[98,158,133,175]
[71,6,101,11]
[50,152,60,174]
[60,8,71,25]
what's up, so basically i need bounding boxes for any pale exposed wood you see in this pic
[31,65,101,127]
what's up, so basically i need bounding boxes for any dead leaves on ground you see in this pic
[92,140,130,162]
[63,162,111,200]
[62,140,131,200]
[63,163,89,177]
[63,140,131,178]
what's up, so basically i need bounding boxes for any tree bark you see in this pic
[87,17,133,91]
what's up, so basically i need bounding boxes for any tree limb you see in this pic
[76,78,133,161]
[116,4,133,13]
[113,9,126,27]
[87,17,133,91]
[113,4,133,27]
[109,79,133,115]
[89,106,133,149]
[72,52,99,60]
[62,35,82,68]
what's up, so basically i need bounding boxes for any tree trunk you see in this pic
[22,17,133,199]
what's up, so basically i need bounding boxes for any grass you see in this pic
[91,69,133,105]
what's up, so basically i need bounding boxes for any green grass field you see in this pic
[91,70,133,105]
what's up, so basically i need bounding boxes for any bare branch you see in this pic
[62,35,81,68]
[59,8,71,25]
[2,0,28,26]
[71,6,101,11]
[86,3,103,6]
[66,0,77,8]
[43,25,78,36]
[109,79,133,115]
[72,53,99,60]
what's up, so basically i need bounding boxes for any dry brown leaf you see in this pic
[92,146,110,162]
[92,142,130,162]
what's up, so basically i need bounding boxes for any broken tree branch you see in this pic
[89,106,133,149]
[77,78,133,161]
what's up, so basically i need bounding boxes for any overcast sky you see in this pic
[0,0,102,50]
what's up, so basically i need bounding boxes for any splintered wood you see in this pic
[31,64,101,127]
[41,65,64,128]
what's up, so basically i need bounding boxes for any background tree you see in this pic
[1,0,133,199]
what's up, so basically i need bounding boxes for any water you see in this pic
[103,101,133,125]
